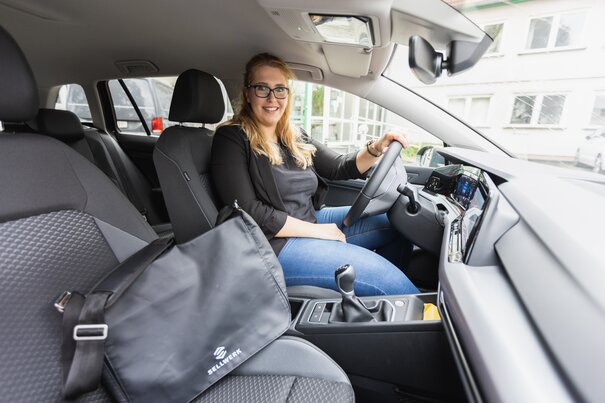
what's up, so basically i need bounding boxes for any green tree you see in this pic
[312,86,324,116]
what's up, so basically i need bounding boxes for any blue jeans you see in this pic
[278,206,419,296]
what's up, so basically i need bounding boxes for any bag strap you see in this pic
[58,236,173,399]
[62,291,111,399]
[215,200,244,226]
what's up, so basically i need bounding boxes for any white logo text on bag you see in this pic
[207,346,242,375]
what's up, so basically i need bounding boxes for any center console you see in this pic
[286,265,466,402]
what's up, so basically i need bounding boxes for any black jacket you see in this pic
[210,125,364,254]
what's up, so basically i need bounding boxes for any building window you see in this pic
[538,95,565,124]
[525,11,586,51]
[484,23,504,54]
[448,96,491,127]
[590,95,605,127]
[510,94,566,125]
[511,95,536,124]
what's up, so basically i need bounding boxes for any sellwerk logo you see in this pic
[214,346,227,360]
[207,346,242,375]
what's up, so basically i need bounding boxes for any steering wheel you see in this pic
[343,141,407,226]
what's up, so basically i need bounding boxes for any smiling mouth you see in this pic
[263,106,279,112]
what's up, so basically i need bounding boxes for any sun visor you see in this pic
[322,45,372,78]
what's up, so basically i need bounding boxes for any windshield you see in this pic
[385,0,605,174]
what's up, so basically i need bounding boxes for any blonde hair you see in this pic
[223,53,316,168]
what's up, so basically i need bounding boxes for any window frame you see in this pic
[290,79,444,160]
[507,93,567,128]
[106,76,233,137]
[521,10,588,54]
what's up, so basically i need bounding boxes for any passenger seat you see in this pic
[30,108,172,237]
[0,25,354,403]
[153,69,221,244]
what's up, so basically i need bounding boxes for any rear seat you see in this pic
[29,108,172,237]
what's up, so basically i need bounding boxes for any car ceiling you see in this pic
[0,0,397,94]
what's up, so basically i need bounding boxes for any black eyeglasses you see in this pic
[247,84,290,99]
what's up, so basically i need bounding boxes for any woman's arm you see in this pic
[310,131,409,179]
[355,131,409,174]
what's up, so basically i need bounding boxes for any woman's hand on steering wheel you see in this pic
[373,131,409,155]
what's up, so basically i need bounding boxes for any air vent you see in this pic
[115,60,159,75]
[271,10,280,16]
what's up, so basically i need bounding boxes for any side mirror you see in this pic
[408,36,444,85]
[416,146,446,168]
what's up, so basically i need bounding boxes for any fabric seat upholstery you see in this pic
[0,25,353,403]
[29,108,171,235]
[153,69,223,244]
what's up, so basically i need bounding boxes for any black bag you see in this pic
[59,205,291,402]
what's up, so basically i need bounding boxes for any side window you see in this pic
[291,81,442,165]
[108,77,233,136]
[54,84,92,123]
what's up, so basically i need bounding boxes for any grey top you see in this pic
[271,144,318,223]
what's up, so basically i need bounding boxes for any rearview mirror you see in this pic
[408,34,492,84]
[408,36,444,85]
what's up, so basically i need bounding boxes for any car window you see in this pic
[385,1,605,174]
[290,80,443,165]
[54,84,92,123]
[108,76,233,136]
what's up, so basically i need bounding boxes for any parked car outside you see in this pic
[575,127,605,172]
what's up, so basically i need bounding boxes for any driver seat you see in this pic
[154,69,339,298]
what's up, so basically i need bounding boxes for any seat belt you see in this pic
[56,236,173,399]
[98,132,149,221]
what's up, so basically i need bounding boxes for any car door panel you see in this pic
[324,165,433,207]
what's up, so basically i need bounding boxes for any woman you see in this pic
[211,53,419,296]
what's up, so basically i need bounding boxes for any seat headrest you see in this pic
[169,69,225,124]
[33,109,84,142]
[0,26,39,122]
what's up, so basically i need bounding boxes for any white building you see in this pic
[406,0,605,161]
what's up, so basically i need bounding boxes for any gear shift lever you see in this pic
[333,265,375,322]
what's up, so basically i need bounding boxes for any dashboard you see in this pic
[426,147,605,403]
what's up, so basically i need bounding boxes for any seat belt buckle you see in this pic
[73,324,108,341]
[54,291,72,313]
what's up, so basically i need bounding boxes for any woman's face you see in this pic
[246,65,289,134]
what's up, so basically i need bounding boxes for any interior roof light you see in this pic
[309,14,374,47]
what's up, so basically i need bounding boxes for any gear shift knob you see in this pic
[333,264,375,322]
[335,264,355,294]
